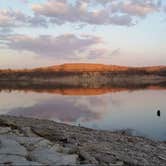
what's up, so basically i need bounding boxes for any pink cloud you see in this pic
[1,33,111,59]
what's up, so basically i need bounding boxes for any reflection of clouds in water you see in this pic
[72,94,125,118]
[0,88,133,115]
[8,97,101,123]
[0,90,56,114]
[73,95,110,113]
[4,91,125,123]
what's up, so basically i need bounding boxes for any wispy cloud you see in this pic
[32,0,161,26]
[0,9,47,30]
[31,0,132,26]
[109,0,161,17]
[0,0,163,32]
[1,34,111,60]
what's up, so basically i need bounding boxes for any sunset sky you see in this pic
[0,0,166,68]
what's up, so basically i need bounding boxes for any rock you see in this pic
[20,127,39,137]
[0,138,27,156]
[0,127,11,134]
[34,138,53,149]
[30,146,78,165]
[109,161,124,166]
[12,129,23,136]
[0,135,42,147]
[0,154,42,165]
[158,155,166,161]
[31,126,69,143]
[58,146,77,154]
[50,144,62,152]
[80,163,98,166]
[79,150,98,164]
[11,136,42,147]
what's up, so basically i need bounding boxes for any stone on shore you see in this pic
[0,115,165,166]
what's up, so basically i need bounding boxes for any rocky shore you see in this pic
[0,115,166,166]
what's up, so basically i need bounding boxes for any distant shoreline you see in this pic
[0,64,166,89]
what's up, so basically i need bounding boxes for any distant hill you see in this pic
[46,63,129,72]
[0,63,166,73]
[41,63,166,72]
[0,63,166,90]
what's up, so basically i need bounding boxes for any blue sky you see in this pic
[0,0,166,68]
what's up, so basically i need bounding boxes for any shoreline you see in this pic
[1,64,166,89]
[0,115,166,165]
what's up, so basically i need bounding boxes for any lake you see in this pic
[0,87,166,141]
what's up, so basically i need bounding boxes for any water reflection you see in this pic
[0,86,166,141]
[9,97,101,122]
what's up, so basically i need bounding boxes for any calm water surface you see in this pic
[0,88,166,141]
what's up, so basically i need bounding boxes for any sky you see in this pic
[0,0,166,69]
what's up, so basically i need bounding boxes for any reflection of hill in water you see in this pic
[25,86,166,95]
[9,97,101,123]
[0,82,166,95]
